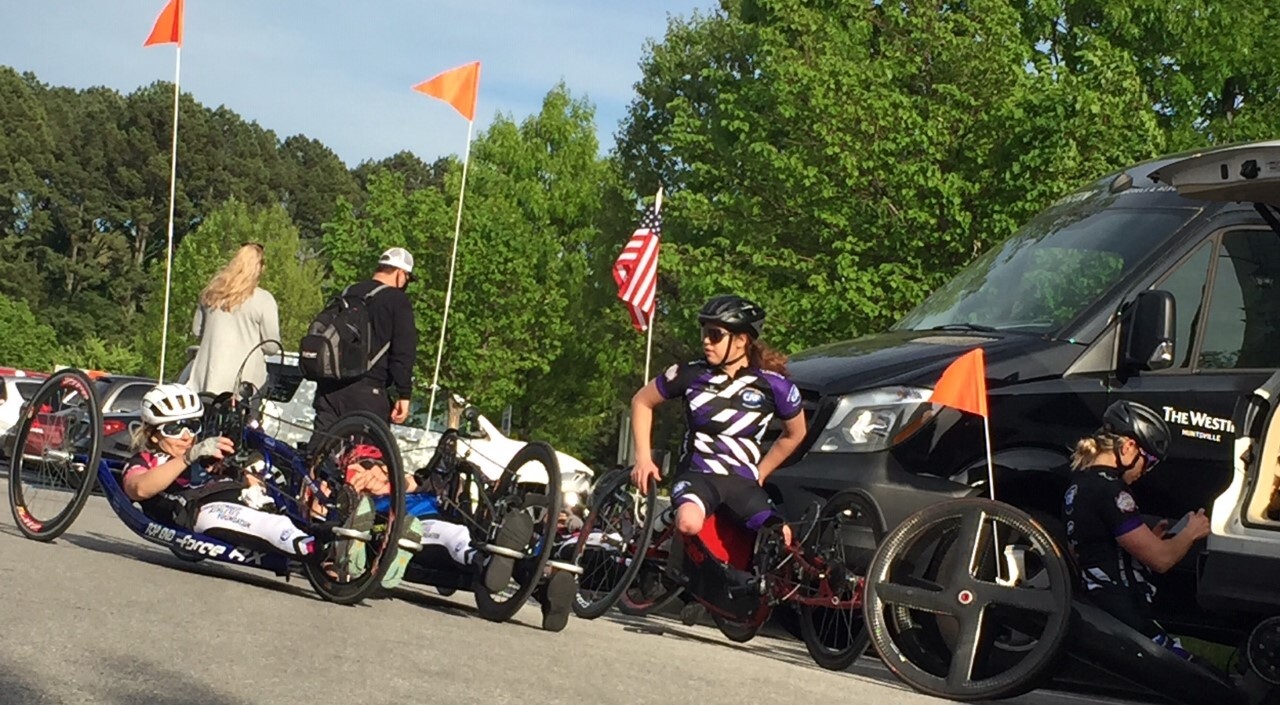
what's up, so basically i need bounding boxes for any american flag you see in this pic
[613,205,661,331]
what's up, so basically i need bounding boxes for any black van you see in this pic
[765,140,1280,631]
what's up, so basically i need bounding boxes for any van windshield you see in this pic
[893,201,1194,336]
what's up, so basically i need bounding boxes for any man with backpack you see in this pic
[302,247,418,437]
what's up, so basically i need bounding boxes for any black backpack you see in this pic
[298,284,390,381]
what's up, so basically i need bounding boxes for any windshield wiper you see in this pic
[928,323,998,333]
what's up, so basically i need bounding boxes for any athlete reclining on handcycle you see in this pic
[628,295,807,575]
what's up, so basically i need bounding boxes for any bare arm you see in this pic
[123,457,190,501]
[630,381,664,464]
[758,413,806,483]
[1116,518,1205,573]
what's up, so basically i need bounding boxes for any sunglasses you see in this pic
[701,326,729,344]
[1139,449,1160,470]
[158,418,202,439]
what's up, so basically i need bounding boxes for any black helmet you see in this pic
[698,294,766,339]
[1102,400,1170,461]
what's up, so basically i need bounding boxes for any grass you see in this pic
[1177,634,1237,673]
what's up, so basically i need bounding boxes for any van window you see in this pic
[1153,242,1212,368]
[106,383,150,414]
[894,205,1194,336]
[1198,230,1280,369]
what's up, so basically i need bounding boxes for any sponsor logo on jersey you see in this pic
[1116,491,1137,513]
[1064,485,1077,513]
[672,480,691,496]
[740,389,764,409]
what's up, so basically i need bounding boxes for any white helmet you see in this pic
[378,247,414,274]
[141,383,203,425]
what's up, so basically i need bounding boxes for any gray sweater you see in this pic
[187,288,282,396]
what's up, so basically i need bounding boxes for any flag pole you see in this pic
[426,117,475,428]
[157,45,182,382]
[642,186,663,383]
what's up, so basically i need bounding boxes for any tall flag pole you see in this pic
[144,0,185,382]
[613,186,663,382]
[930,347,1004,575]
[412,61,481,427]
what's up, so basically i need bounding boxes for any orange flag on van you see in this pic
[412,62,481,121]
[144,0,184,47]
[931,348,988,418]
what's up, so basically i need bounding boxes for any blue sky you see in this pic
[0,0,713,165]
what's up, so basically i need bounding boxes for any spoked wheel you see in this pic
[570,467,658,619]
[864,498,1071,701]
[7,370,102,542]
[301,411,407,605]
[473,441,562,623]
[800,490,885,671]
[617,568,683,616]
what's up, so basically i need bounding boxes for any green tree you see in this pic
[136,199,325,379]
[0,294,61,371]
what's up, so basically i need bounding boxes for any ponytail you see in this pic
[1070,432,1125,470]
[748,340,788,375]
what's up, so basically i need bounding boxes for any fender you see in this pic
[956,446,1072,515]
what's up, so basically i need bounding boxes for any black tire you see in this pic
[800,490,885,671]
[301,411,407,605]
[863,498,1072,701]
[570,467,658,619]
[473,441,562,623]
[7,370,101,542]
[714,613,765,643]
[617,574,684,617]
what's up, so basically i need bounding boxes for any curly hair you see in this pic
[748,340,789,375]
[199,243,264,312]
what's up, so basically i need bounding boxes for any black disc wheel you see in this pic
[7,370,102,542]
[863,498,1072,701]
[800,490,885,671]
[473,441,562,623]
[301,411,407,605]
[570,467,659,619]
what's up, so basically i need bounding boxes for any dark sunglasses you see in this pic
[1139,449,1160,470]
[701,326,728,344]
[158,418,202,439]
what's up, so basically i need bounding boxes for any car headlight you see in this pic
[811,386,934,453]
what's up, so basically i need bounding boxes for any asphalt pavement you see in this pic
[0,477,1158,705]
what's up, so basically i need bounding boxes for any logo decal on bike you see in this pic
[16,506,43,532]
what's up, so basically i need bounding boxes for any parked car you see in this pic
[178,351,596,512]
[763,139,1280,645]
[0,368,49,458]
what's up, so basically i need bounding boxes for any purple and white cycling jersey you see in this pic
[655,360,802,481]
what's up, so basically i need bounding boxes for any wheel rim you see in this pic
[300,412,405,601]
[864,499,1070,700]
[573,471,651,610]
[801,493,881,662]
[9,372,100,536]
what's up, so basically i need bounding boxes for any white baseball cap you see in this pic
[379,247,414,274]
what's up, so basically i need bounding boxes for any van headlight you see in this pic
[811,386,934,453]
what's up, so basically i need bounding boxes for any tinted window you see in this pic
[15,381,41,400]
[895,204,1194,335]
[1198,230,1280,369]
[1153,242,1212,368]
[264,362,305,402]
[107,383,150,413]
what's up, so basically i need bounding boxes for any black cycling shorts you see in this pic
[672,472,777,531]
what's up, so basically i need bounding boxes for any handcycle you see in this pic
[383,393,579,623]
[567,466,884,670]
[6,367,407,605]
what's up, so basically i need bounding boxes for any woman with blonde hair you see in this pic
[186,242,281,396]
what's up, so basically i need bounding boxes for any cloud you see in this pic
[0,0,711,165]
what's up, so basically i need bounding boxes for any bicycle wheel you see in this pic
[799,490,884,671]
[474,441,562,623]
[301,411,407,605]
[714,612,765,643]
[617,569,683,616]
[570,468,658,619]
[7,370,101,542]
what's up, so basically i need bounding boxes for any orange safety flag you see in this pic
[931,347,989,418]
[144,0,184,47]
[412,62,481,121]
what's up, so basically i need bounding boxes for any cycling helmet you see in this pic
[697,294,766,339]
[1101,400,1170,461]
[141,383,203,425]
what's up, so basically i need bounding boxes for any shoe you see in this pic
[539,570,576,632]
[381,516,424,590]
[482,511,535,593]
[332,488,375,580]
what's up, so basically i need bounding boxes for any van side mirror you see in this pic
[1119,290,1176,372]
